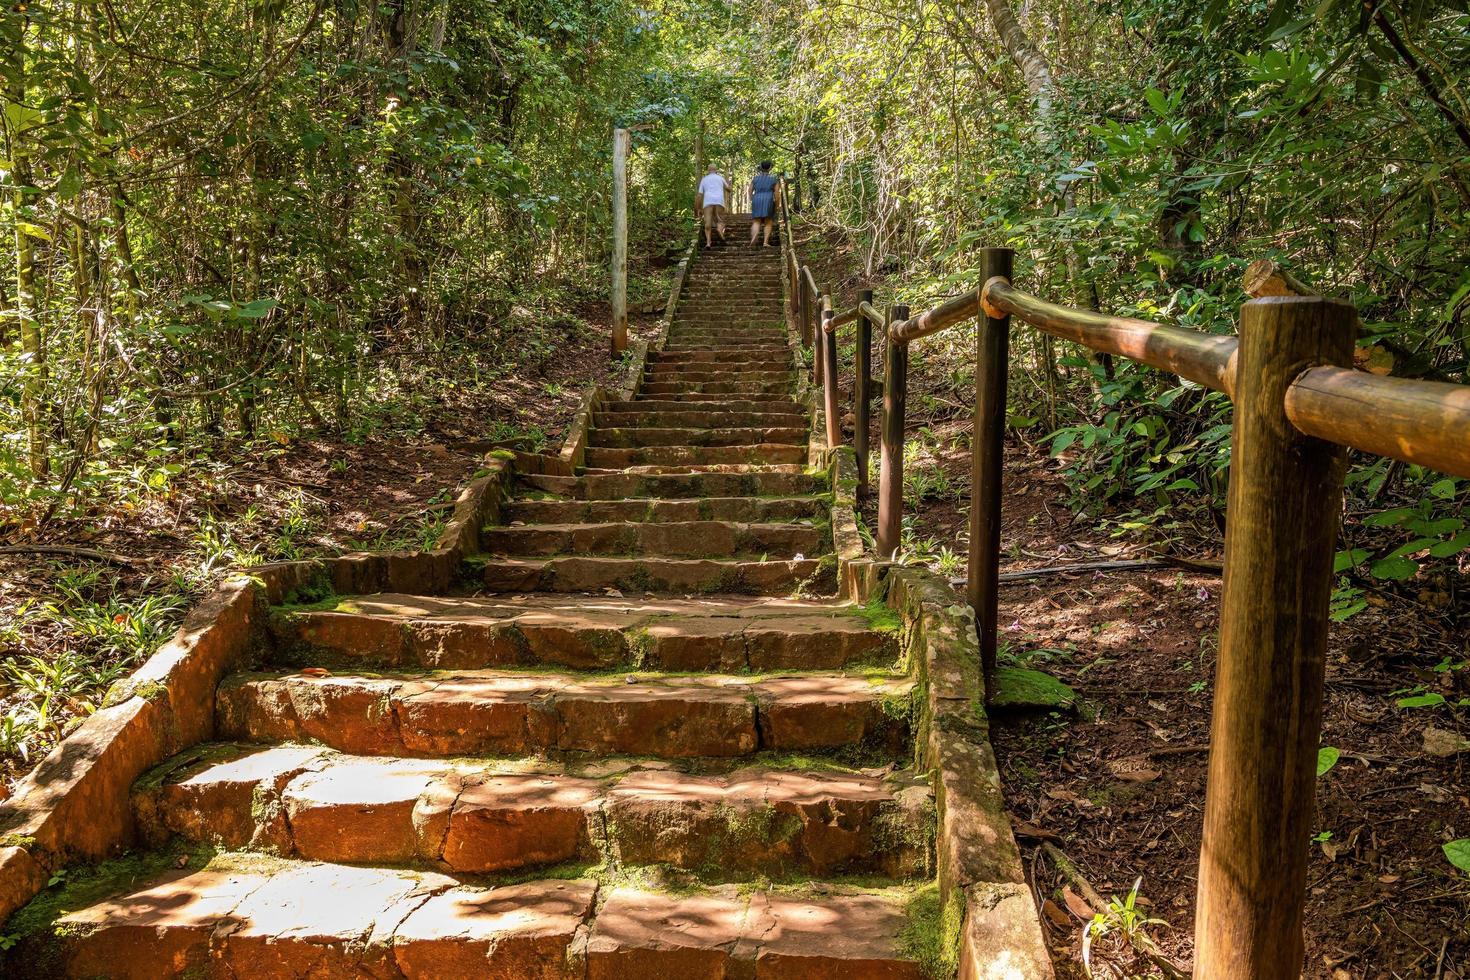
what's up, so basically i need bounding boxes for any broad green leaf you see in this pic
[1369,555,1418,581]
[1334,549,1369,572]
[1443,840,1470,875]
[1316,747,1339,777]
[1429,479,1459,500]
[1398,693,1447,709]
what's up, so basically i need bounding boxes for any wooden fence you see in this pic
[779,196,1470,978]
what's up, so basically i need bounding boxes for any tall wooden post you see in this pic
[1194,296,1356,979]
[854,288,874,498]
[812,280,824,386]
[693,118,705,191]
[822,298,840,450]
[611,127,630,356]
[797,270,811,358]
[971,248,1012,702]
[876,305,909,559]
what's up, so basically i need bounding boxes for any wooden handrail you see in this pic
[1287,365,1470,479]
[829,305,859,330]
[982,278,1239,397]
[829,300,884,332]
[888,288,981,344]
[801,265,819,300]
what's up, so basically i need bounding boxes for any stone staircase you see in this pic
[14,217,943,977]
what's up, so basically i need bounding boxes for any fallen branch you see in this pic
[949,556,1223,589]
[0,544,136,566]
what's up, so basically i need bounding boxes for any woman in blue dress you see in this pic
[748,161,781,247]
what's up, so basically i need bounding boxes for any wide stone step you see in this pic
[21,860,927,978]
[474,554,829,594]
[506,494,826,525]
[590,425,806,447]
[639,383,796,400]
[269,593,897,672]
[481,519,824,559]
[585,462,809,476]
[520,470,823,500]
[216,669,911,759]
[133,747,930,877]
[642,370,793,386]
[583,444,805,469]
[649,351,792,366]
[632,392,803,408]
[602,397,805,416]
[661,342,791,353]
[586,884,924,978]
[594,409,804,429]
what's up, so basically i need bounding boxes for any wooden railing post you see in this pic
[821,297,840,450]
[854,288,874,498]
[798,269,811,354]
[812,280,824,386]
[1194,296,1356,979]
[876,304,909,559]
[971,248,1012,702]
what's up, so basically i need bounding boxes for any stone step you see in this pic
[582,444,805,469]
[648,351,791,365]
[22,860,927,978]
[133,746,930,878]
[506,495,827,525]
[481,519,824,559]
[632,392,803,407]
[269,594,897,672]
[520,470,824,500]
[639,382,796,399]
[590,425,805,447]
[595,410,803,429]
[474,553,830,594]
[661,339,790,350]
[586,884,924,978]
[216,669,911,759]
[642,370,793,386]
[584,462,810,476]
[602,398,805,416]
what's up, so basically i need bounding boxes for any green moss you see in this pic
[274,592,345,614]
[898,882,963,978]
[487,449,517,462]
[0,834,38,851]
[856,597,904,635]
[4,843,221,941]
[990,667,1077,711]
[623,627,653,670]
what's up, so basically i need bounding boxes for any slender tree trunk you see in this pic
[6,6,48,475]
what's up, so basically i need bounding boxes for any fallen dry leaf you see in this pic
[1042,899,1072,929]
[1062,887,1096,921]
[1422,725,1470,758]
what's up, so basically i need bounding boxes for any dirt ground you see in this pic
[0,303,662,792]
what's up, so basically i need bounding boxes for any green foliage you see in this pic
[1316,746,1340,778]
[1444,839,1470,876]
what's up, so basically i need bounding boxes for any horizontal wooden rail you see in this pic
[888,288,981,344]
[829,305,860,330]
[983,278,1239,397]
[859,301,882,326]
[1286,365,1470,479]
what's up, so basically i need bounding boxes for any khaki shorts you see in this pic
[702,205,726,225]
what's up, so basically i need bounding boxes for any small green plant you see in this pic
[1081,877,1169,977]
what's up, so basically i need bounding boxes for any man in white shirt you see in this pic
[696,164,732,247]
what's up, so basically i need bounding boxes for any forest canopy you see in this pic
[3,0,1468,562]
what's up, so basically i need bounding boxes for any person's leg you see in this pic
[703,206,714,246]
[715,205,727,240]
[750,214,760,245]
[761,218,773,246]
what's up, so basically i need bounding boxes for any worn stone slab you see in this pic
[392,879,597,977]
[959,882,1056,980]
